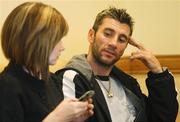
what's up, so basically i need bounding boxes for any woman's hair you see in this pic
[1,2,69,81]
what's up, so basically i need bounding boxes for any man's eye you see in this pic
[119,37,127,43]
[104,32,111,37]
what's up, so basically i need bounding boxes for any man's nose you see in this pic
[109,36,118,47]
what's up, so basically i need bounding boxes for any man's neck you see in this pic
[87,54,113,76]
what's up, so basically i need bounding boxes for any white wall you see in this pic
[122,0,180,55]
[0,0,179,72]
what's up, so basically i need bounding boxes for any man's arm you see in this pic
[128,37,178,121]
[146,69,178,122]
[61,70,78,98]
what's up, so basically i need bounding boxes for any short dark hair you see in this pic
[92,7,134,36]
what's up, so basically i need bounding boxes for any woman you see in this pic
[0,2,93,122]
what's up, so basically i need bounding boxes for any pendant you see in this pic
[107,91,113,98]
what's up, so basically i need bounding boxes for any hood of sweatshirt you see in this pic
[65,54,93,81]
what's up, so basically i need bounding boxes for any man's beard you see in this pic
[91,41,120,67]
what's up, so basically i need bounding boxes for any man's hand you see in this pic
[128,37,163,73]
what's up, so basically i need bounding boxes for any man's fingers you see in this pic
[130,51,142,60]
[128,37,145,50]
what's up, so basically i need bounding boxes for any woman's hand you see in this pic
[43,98,94,122]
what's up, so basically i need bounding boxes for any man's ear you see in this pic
[88,29,95,43]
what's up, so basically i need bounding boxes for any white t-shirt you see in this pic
[96,76,136,122]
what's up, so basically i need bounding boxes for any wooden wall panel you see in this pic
[115,55,180,74]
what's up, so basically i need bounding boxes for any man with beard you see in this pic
[55,7,178,122]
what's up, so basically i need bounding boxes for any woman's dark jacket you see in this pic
[0,62,62,122]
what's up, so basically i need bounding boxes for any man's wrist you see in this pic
[148,67,169,78]
[152,66,168,74]
[162,67,168,72]
[151,67,163,74]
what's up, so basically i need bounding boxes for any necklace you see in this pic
[95,75,113,98]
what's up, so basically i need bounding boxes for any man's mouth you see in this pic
[103,49,116,57]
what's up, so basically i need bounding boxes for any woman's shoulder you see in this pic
[0,65,24,93]
[49,72,61,88]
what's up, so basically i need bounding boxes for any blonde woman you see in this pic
[0,2,93,122]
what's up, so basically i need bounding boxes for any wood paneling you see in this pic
[115,55,180,74]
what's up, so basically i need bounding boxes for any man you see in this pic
[56,7,178,122]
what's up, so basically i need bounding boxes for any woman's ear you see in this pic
[88,28,95,43]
